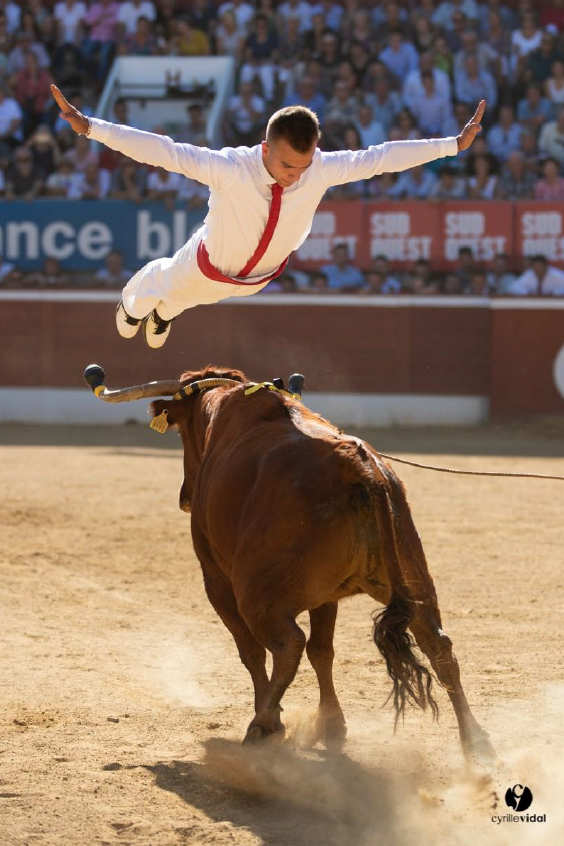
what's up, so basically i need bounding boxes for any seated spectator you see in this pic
[82,1,120,84]
[538,108,564,166]
[509,254,564,295]
[215,9,245,60]
[366,171,398,200]
[72,161,111,199]
[116,1,156,38]
[0,267,27,287]
[545,58,564,109]
[466,269,490,296]
[432,0,479,31]
[308,270,329,292]
[354,103,385,148]
[327,125,366,199]
[321,243,365,291]
[4,146,45,199]
[98,99,128,171]
[45,157,81,196]
[324,79,359,145]
[315,30,342,94]
[51,44,85,93]
[176,103,209,146]
[387,164,438,199]
[53,1,88,48]
[534,157,564,201]
[433,34,454,78]
[283,76,326,125]
[487,104,522,162]
[402,50,451,115]
[455,54,497,110]
[482,9,512,60]
[311,1,343,34]
[390,108,420,141]
[412,14,437,54]
[218,0,254,33]
[453,28,500,79]
[486,252,517,295]
[496,151,536,200]
[442,272,465,294]
[0,81,23,155]
[119,16,159,56]
[26,257,70,288]
[520,128,541,174]
[408,71,453,135]
[429,165,467,200]
[363,270,389,294]
[302,12,327,59]
[188,0,219,38]
[245,13,278,61]
[467,154,498,199]
[224,80,266,146]
[65,133,99,173]
[14,51,52,137]
[527,29,563,84]
[364,78,401,134]
[26,125,59,177]
[264,272,298,293]
[94,250,132,287]
[6,31,51,77]
[408,259,440,295]
[109,157,147,202]
[277,0,313,36]
[455,246,475,291]
[445,9,468,53]
[369,254,401,293]
[170,19,210,56]
[511,12,542,61]
[517,84,554,133]
[379,30,419,84]
[146,165,181,208]
[0,1,21,35]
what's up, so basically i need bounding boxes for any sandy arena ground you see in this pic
[1,422,563,846]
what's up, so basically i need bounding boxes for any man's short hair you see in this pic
[266,106,321,153]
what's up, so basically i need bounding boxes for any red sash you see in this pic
[197,183,288,286]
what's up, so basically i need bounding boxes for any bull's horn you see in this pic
[83,363,182,403]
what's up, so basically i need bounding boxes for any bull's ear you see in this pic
[148,399,182,434]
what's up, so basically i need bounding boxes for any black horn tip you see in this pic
[84,363,106,392]
[288,373,305,395]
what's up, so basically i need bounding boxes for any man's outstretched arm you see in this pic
[51,84,234,190]
[322,100,486,186]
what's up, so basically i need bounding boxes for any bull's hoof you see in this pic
[322,717,348,754]
[243,723,285,745]
[464,729,497,766]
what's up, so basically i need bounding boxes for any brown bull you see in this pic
[85,363,494,761]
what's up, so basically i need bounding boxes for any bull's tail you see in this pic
[368,482,438,728]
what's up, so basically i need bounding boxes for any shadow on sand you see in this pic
[145,738,409,846]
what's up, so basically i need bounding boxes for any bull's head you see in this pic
[83,363,247,512]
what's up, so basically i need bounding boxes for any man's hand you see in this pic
[457,100,486,152]
[51,84,90,135]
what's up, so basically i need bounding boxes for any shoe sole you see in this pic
[116,302,142,339]
[142,315,171,349]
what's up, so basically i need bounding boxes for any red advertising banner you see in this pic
[436,202,513,268]
[292,202,366,269]
[515,203,564,267]
[365,202,439,266]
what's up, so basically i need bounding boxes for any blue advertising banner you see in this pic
[0,201,207,270]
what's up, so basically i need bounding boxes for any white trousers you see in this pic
[122,231,270,321]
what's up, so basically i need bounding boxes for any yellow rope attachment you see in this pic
[94,384,105,398]
[244,382,302,401]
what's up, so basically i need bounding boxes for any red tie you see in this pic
[238,183,283,278]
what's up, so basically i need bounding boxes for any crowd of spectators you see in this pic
[2,1,564,294]
[3,1,564,202]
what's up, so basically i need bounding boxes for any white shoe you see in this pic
[116,301,142,339]
[143,309,173,349]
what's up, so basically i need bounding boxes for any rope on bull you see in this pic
[378,453,564,481]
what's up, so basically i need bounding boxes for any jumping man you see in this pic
[51,84,485,348]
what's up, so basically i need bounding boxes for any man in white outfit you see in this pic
[51,84,485,348]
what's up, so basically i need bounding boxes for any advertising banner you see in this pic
[365,202,439,266]
[0,201,206,270]
[515,203,564,266]
[437,202,513,268]
[292,201,366,269]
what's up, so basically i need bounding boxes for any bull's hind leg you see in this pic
[409,606,496,762]
[239,603,306,744]
[307,602,347,751]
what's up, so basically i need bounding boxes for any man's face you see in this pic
[261,136,317,187]
[533,259,547,280]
